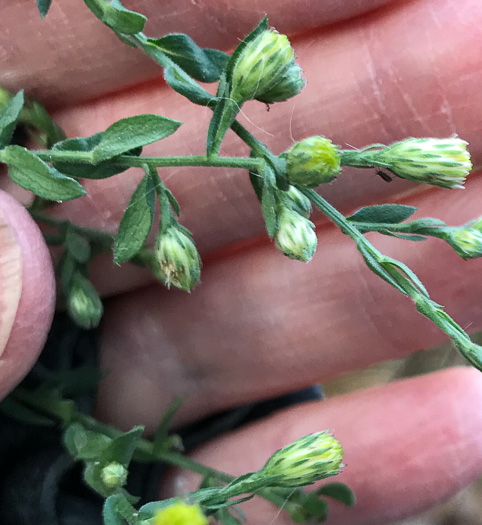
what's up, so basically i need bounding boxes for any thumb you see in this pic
[0,191,55,399]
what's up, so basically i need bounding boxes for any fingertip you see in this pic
[0,191,55,399]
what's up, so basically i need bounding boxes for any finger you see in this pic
[0,191,55,399]
[96,179,482,431]
[162,368,482,525]
[45,0,482,295]
[1,0,398,106]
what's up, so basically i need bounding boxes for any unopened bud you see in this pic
[231,30,304,104]
[153,501,208,525]
[67,272,103,329]
[155,225,201,291]
[101,462,128,489]
[280,186,312,218]
[286,136,341,188]
[261,432,343,487]
[275,208,317,262]
[370,137,472,189]
[447,228,482,259]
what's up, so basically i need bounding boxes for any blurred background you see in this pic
[323,335,482,525]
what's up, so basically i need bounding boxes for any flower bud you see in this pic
[371,137,472,189]
[447,228,482,259]
[153,501,208,525]
[261,432,343,487]
[286,136,341,188]
[0,87,12,108]
[231,30,304,104]
[67,272,103,329]
[101,462,128,489]
[155,225,201,291]
[275,208,317,262]
[280,185,312,218]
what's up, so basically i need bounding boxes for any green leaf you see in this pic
[104,426,144,466]
[92,114,181,162]
[357,244,406,295]
[65,228,91,263]
[63,422,112,461]
[249,151,264,203]
[1,146,86,201]
[214,507,243,525]
[224,17,268,84]
[347,204,417,224]
[103,495,126,525]
[82,0,146,34]
[380,257,429,298]
[0,91,24,148]
[152,397,184,456]
[147,34,229,82]
[36,0,53,17]
[164,66,216,106]
[165,187,181,216]
[52,134,141,179]
[114,173,155,264]
[317,483,356,506]
[384,231,427,241]
[261,165,277,238]
[20,99,66,148]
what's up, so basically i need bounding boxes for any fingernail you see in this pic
[0,209,22,357]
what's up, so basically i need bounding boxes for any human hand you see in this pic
[2,0,482,523]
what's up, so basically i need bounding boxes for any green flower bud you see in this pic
[231,30,304,104]
[280,185,312,218]
[0,87,12,108]
[448,228,482,259]
[275,208,317,262]
[261,432,343,487]
[371,137,472,189]
[101,462,128,489]
[153,501,208,525]
[155,225,201,291]
[67,273,103,329]
[286,136,341,188]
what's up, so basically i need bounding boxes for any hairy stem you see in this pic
[33,150,264,172]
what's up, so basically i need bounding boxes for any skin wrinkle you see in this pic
[358,23,393,141]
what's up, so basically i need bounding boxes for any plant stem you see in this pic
[304,188,482,371]
[30,210,114,246]
[33,150,263,172]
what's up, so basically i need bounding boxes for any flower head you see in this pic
[67,272,103,329]
[153,501,207,525]
[447,228,482,259]
[275,208,317,262]
[286,136,341,188]
[231,30,304,104]
[261,432,343,487]
[154,225,201,291]
[279,185,312,218]
[101,462,128,489]
[372,137,472,189]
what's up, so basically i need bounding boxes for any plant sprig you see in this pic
[2,1,482,522]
